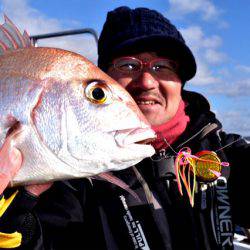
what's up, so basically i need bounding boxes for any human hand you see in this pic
[0,136,22,194]
[25,183,53,196]
[0,136,52,196]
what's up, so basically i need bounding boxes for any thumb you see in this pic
[0,143,22,194]
[9,147,22,177]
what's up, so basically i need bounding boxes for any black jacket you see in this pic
[1,91,250,250]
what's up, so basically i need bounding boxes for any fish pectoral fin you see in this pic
[94,172,140,201]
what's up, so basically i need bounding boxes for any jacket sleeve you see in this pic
[0,180,91,249]
[0,188,44,249]
[220,132,250,227]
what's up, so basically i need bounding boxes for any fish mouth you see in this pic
[114,127,156,147]
[136,137,155,145]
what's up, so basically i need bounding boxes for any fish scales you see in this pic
[0,16,156,186]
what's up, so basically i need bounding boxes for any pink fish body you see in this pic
[0,16,155,186]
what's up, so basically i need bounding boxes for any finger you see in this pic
[0,173,11,194]
[0,138,13,193]
[25,183,53,197]
[9,147,22,176]
[0,145,22,180]
[0,139,22,194]
[0,136,12,161]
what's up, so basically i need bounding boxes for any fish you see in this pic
[0,16,156,186]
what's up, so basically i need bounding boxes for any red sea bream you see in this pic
[0,16,155,186]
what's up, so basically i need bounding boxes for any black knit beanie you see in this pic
[98,6,196,83]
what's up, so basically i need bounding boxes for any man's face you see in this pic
[107,52,182,126]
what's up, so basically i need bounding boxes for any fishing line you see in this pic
[150,132,178,161]
[152,132,244,160]
[162,137,178,155]
[215,137,244,152]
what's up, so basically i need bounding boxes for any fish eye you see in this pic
[84,81,112,104]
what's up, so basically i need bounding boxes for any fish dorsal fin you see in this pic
[0,15,33,55]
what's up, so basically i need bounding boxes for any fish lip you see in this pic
[114,127,156,147]
[136,137,155,145]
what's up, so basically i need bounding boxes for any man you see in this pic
[0,6,250,250]
[96,7,250,249]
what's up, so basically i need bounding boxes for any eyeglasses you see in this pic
[111,57,178,77]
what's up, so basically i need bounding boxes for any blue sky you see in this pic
[0,0,249,136]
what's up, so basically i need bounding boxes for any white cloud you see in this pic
[0,0,60,34]
[204,49,226,64]
[168,0,220,20]
[0,0,97,63]
[236,65,250,74]
[180,26,223,53]
[208,79,250,97]
[190,61,221,85]
[217,68,231,78]
[180,26,203,51]
[203,35,222,48]
[166,1,248,135]
[180,26,224,84]
[216,109,250,136]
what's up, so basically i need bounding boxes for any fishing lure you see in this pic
[174,148,229,207]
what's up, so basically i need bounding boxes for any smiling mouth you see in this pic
[136,100,158,105]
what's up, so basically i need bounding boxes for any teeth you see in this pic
[136,100,156,105]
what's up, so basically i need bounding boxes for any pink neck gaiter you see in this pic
[151,100,190,151]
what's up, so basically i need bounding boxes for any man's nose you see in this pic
[134,71,159,90]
